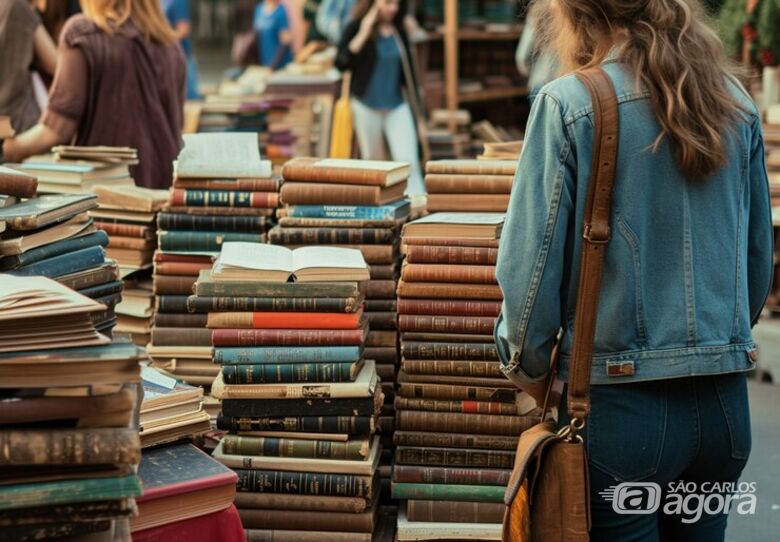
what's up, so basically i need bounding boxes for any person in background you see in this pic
[2,0,185,189]
[0,0,58,133]
[162,0,200,99]
[515,3,558,94]
[335,0,425,195]
[304,0,326,42]
[316,0,355,44]
[253,0,293,69]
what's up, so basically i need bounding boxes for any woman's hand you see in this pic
[348,5,378,54]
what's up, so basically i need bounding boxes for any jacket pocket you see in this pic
[713,372,752,460]
[586,380,667,481]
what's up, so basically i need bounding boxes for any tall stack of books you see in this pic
[0,173,122,336]
[0,275,144,539]
[393,213,539,540]
[424,160,517,213]
[194,243,383,540]
[273,157,412,491]
[148,133,277,386]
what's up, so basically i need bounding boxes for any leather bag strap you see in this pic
[566,67,619,422]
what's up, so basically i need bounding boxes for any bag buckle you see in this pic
[557,417,586,443]
[583,224,610,244]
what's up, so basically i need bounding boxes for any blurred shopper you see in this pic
[335,0,424,195]
[0,0,57,132]
[162,0,201,99]
[3,0,185,189]
[515,3,557,94]
[253,0,293,69]
[496,0,771,539]
[317,0,355,44]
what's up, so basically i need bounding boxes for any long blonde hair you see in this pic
[537,0,744,179]
[80,0,177,44]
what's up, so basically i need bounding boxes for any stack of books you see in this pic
[424,160,517,212]
[393,213,539,540]
[426,109,472,160]
[273,157,412,489]
[196,243,383,540]
[148,133,277,386]
[12,146,137,194]
[0,180,122,336]
[140,366,210,448]
[0,275,144,539]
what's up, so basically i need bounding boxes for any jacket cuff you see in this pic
[494,314,548,387]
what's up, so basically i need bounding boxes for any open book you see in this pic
[402,212,505,238]
[0,275,105,321]
[212,243,370,283]
[176,133,272,179]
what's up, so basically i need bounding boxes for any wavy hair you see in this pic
[536,0,746,179]
[80,0,177,44]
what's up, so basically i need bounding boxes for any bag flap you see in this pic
[503,421,557,505]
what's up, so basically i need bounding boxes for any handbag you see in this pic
[330,72,355,158]
[501,66,619,542]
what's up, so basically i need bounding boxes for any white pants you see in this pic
[351,99,425,196]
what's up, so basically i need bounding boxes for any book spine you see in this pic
[156,261,210,276]
[365,280,396,300]
[222,435,367,460]
[402,359,502,378]
[426,194,510,213]
[280,183,380,206]
[366,330,397,347]
[395,447,515,469]
[152,313,208,328]
[424,174,514,194]
[196,282,358,298]
[278,217,396,229]
[0,429,140,466]
[244,529,371,542]
[5,231,108,270]
[208,311,361,330]
[212,328,365,346]
[155,295,190,313]
[285,205,397,220]
[9,246,104,278]
[390,482,505,503]
[153,274,196,295]
[106,236,153,250]
[366,312,396,331]
[394,466,512,486]
[406,500,506,523]
[397,382,516,403]
[158,231,264,252]
[394,397,518,415]
[234,492,368,513]
[401,342,499,360]
[268,227,393,245]
[222,362,358,384]
[214,346,362,364]
[398,315,497,335]
[170,189,279,208]
[0,174,37,197]
[0,474,140,509]
[77,279,123,300]
[365,299,396,312]
[239,508,374,533]
[368,265,397,281]
[392,431,518,450]
[1,521,112,540]
[425,163,516,176]
[396,281,503,300]
[174,178,280,191]
[401,264,497,285]
[404,237,501,248]
[190,297,361,314]
[93,221,150,238]
[363,347,398,365]
[217,415,374,435]
[235,469,373,498]
[281,163,385,185]
[405,245,499,265]
[395,411,528,436]
[151,327,212,347]
[397,299,501,317]
[222,396,378,418]
[158,212,267,232]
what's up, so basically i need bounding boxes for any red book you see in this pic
[207,308,365,330]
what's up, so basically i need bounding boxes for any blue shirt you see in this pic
[253,2,292,68]
[360,35,403,109]
[162,0,192,57]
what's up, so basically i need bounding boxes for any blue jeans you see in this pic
[559,373,752,541]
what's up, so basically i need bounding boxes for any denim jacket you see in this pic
[495,61,774,386]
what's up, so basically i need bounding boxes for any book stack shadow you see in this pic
[393,212,540,540]
[424,159,517,213]
[147,133,278,390]
[272,157,413,496]
[0,276,145,539]
[194,242,385,541]
[0,167,121,336]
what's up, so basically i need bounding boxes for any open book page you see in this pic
[0,275,103,319]
[177,133,272,178]
[217,242,293,273]
[292,246,368,272]
[412,212,506,225]
[314,158,407,172]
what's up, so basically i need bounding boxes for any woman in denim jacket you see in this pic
[495,0,773,539]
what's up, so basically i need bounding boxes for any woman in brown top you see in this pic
[3,0,185,189]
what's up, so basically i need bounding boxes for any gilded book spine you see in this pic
[170,189,278,208]
[268,226,394,245]
[398,315,497,335]
[235,469,373,498]
[390,482,505,502]
[0,429,140,466]
[406,500,506,523]
[401,359,502,378]
[392,431,518,450]
[397,382,516,403]
[393,397,518,415]
[401,342,499,360]
[158,212,267,232]
[221,362,360,384]
[393,465,511,486]
[406,244,499,265]
[394,447,515,469]
[396,281,503,300]
[189,297,361,314]
[217,414,375,434]
[395,410,530,436]
[222,435,369,460]
[401,264,497,284]
[212,328,365,346]
[93,221,151,239]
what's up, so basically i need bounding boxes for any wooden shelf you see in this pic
[458,86,528,103]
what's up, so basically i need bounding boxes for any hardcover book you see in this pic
[0,194,97,230]
[282,157,410,187]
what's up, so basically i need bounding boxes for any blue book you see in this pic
[0,230,109,270]
[284,200,410,220]
[8,245,105,278]
[214,346,363,365]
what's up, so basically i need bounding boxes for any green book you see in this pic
[0,474,141,511]
[390,482,505,503]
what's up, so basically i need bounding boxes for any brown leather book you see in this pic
[365,299,397,312]
[163,205,275,217]
[244,529,371,542]
[406,245,499,265]
[0,166,38,197]
[394,466,511,486]
[398,315,496,335]
[107,236,155,251]
[404,237,500,248]
[152,274,197,295]
[402,359,502,378]
[366,312,397,331]
[151,327,212,347]
[401,341,498,361]
[397,374,517,403]
[366,330,397,347]
[105,248,154,266]
[0,428,140,466]
[363,346,399,365]
[212,327,368,346]
[366,280,397,299]
[368,264,398,280]
[152,312,208,328]
[280,182,406,206]
[393,431,518,450]
[94,221,153,239]
[375,363,397,383]
[173,177,281,192]
[155,261,212,276]
[234,492,368,513]
[425,159,517,176]
[269,226,395,245]
[397,299,501,317]
[282,157,410,187]
[58,263,119,291]
[395,411,531,436]
[394,446,516,468]
[425,174,514,194]
[400,332,494,343]
[394,397,518,415]
[0,389,133,427]
[239,497,378,532]
[407,500,505,523]
[400,373,513,389]
[426,194,510,212]
[397,280,502,300]
[401,263,496,285]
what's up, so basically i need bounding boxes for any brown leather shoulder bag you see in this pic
[502,65,619,542]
